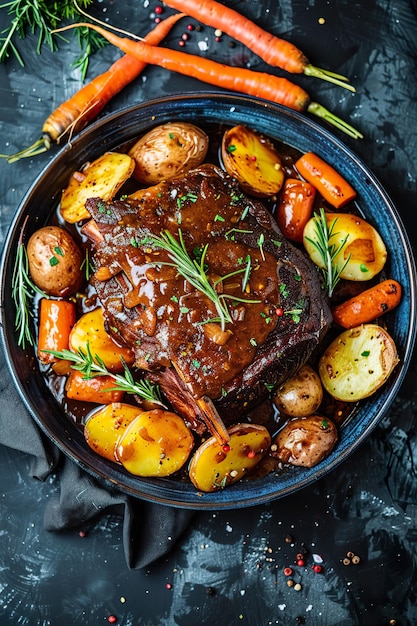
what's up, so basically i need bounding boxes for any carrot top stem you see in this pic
[0,138,49,163]
[305,65,356,92]
[307,102,363,139]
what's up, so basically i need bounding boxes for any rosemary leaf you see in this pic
[305,208,351,297]
[12,241,47,348]
[44,345,166,408]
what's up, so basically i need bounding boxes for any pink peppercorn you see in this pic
[155,5,163,14]
[296,559,305,567]
[312,565,323,573]
[284,567,293,576]
[108,617,117,624]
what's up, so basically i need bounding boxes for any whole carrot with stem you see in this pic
[53,22,363,139]
[0,13,184,163]
[163,0,354,89]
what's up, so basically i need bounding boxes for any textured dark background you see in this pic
[1,1,417,624]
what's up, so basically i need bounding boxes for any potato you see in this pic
[221,125,284,197]
[116,408,194,477]
[60,152,135,223]
[84,402,140,461]
[318,324,399,401]
[303,212,387,281]
[69,307,135,372]
[273,364,323,417]
[27,225,84,296]
[189,423,271,493]
[128,122,209,184]
[271,415,338,468]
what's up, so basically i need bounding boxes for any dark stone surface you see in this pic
[1,1,416,623]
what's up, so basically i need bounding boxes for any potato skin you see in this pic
[27,226,84,296]
[273,364,323,417]
[271,415,338,468]
[129,122,209,184]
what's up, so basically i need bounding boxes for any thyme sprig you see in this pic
[304,208,351,297]
[12,230,47,348]
[145,229,261,330]
[45,343,166,408]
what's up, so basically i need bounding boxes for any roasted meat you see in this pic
[83,164,332,432]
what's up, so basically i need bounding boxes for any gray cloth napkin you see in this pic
[0,348,195,569]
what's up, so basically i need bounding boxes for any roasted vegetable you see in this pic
[84,402,140,462]
[189,423,271,492]
[60,152,135,223]
[37,298,76,364]
[69,307,135,372]
[303,212,387,281]
[318,324,399,401]
[275,177,316,242]
[116,408,194,477]
[65,370,125,404]
[295,152,357,208]
[221,125,285,197]
[129,122,209,184]
[27,226,84,296]
[332,279,402,329]
[271,415,338,467]
[273,364,323,417]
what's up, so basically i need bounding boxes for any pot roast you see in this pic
[83,164,332,437]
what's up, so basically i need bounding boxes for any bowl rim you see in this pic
[1,91,416,509]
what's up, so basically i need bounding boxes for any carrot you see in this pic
[2,14,184,163]
[275,178,316,243]
[37,298,76,364]
[163,0,355,89]
[295,152,357,208]
[53,22,363,140]
[332,279,402,329]
[65,369,125,404]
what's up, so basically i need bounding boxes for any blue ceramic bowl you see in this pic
[1,93,416,508]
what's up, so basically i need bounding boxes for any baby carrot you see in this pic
[163,0,354,89]
[38,298,76,364]
[295,152,357,208]
[65,369,125,404]
[2,14,184,163]
[53,23,363,139]
[332,279,402,329]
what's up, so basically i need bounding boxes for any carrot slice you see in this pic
[37,298,76,364]
[65,370,124,404]
[332,279,402,329]
[295,152,357,208]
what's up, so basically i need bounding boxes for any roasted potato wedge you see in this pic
[116,409,194,477]
[318,324,399,401]
[273,364,323,417]
[221,125,284,197]
[129,122,209,184]
[27,226,84,296]
[271,415,338,468]
[189,423,271,493]
[303,212,387,281]
[69,307,135,372]
[84,402,140,461]
[60,152,135,223]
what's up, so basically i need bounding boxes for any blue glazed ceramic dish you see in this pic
[1,93,416,509]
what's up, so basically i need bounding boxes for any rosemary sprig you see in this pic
[304,208,351,297]
[0,0,105,79]
[145,229,261,331]
[45,343,166,408]
[12,231,47,348]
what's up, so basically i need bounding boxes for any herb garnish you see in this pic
[44,343,166,407]
[12,227,47,348]
[304,208,351,297]
[0,0,106,80]
[146,229,261,330]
